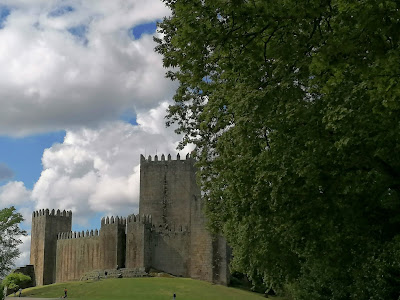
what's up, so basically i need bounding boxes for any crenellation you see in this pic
[140,153,194,163]
[32,209,72,219]
[56,230,100,240]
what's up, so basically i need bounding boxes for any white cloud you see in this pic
[0,181,32,206]
[0,0,174,136]
[15,235,31,269]
[0,1,193,268]
[11,101,194,267]
[31,102,193,226]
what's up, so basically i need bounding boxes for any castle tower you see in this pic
[138,154,230,284]
[100,216,126,269]
[30,209,72,285]
[139,153,198,227]
[125,214,152,269]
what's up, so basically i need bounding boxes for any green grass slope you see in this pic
[17,277,285,300]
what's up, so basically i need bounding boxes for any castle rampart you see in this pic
[56,232,100,282]
[29,153,230,286]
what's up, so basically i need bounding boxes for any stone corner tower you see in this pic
[30,209,72,286]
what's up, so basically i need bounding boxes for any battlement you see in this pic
[100,216,126,226]
[140,153,193,163]
[32,209,72,218]
[127,214,152,224]
[57,229,100,240]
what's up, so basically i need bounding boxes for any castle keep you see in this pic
[29,154,230,286]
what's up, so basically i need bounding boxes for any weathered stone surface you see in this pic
[56,234,100,282]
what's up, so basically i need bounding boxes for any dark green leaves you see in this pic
[156,0,400,298]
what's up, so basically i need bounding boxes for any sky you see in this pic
[0,0,192,267]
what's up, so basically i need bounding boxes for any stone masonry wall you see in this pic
[30,209,72,286]
[139,154,195,227]
[56,230,100,282]
[126,215,152,269]
[150,226,190,277]
[99,216,126,269]
[188,192,214,282]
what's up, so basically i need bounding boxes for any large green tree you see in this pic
[0,207,26,279]
[156,0,400,299]
[2,272,31,294]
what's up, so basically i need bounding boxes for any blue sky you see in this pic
[0,1,193,267]
[0,132,65,189]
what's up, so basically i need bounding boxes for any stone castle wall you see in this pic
[30,154,230,286]
[150,226,190,277]
[188,189,214,282]
[56,230,100,282]
[125,215,152,269]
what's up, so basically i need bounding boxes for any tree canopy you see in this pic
[2,272,31,292]
[156,0,400,299]
[0,207,26,279]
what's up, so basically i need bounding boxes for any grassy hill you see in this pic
[14,277,286,300]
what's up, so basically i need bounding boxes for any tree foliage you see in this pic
[2,272,31,292]
[156,0,400,299]
[0,207,26,279]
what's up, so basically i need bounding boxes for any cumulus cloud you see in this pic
[0,163,14,180]
[0,181,31,206]
[31,102,193,226]
[0,0,174,136]
[14,235,31,269]
[0,181,35,229]
[0,1,190,268]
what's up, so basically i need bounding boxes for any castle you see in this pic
[29,154,230,286]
